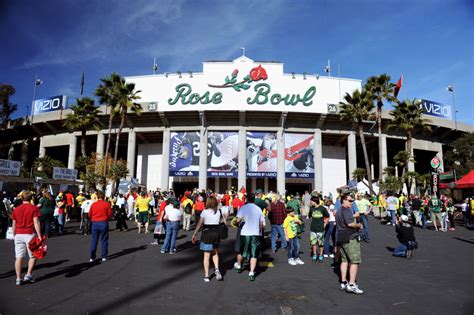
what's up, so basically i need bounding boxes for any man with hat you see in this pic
[393,214,417,258]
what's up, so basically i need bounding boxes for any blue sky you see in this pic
[1,0,473,124]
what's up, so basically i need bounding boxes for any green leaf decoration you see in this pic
[241,84,250,90]
[233,85,241,92]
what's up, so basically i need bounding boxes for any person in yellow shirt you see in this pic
[283,207,304,266]
[135,191,151,234]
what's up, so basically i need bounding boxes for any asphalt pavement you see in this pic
[0,215,472,315]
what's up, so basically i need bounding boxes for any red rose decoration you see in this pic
[249,65,268,81]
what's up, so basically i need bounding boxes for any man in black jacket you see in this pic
[393,215,418,258]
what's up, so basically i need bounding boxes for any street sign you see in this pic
[0,159,21,176]
[53,167,78,180]
[440,171,454,180]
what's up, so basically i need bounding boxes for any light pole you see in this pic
[152,58,158,75]
[447,84,457,130]
[31,74,43,124]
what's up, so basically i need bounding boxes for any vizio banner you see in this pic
[284,133,315,178]
[32,95,68,116]
[246,132,277,178]
[169,131,201,176]
[420,99,452,120]
[207,132,239,177]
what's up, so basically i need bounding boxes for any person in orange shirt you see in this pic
[65,191,75,222]
[193,195,205,228]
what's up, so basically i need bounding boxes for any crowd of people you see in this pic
[2,185,474,295]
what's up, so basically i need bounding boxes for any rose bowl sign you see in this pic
[125,56,361,114]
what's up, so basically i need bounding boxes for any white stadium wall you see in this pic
[322,145,347,198]
[136,143,163,190]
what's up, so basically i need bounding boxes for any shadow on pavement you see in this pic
[385,246,395,252]
[0,259,70,279]
[453,237,474,245]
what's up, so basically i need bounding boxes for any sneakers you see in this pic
[318,256,324,263]
[169,250,176,255]
[323,254,329,258]
[15,279,22,286]
[346,283,364,294]
[101,258,107,262]
[295,257,305,265]
[89,258,94,262]
[150,241,159,245]
[329,253,335,258]
[160,250,166,254]
[312,255,317,262]
[288,258,297,266]
[248,272,256,281]
[386,222,392,226]
[203,276,210,283]
[215,269,223,281]
[339,281,348,290]
[23,274,34,283]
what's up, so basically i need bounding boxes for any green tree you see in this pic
[32,156,65,178]
[393,150,414,177]
[0,84,18,129]
[108,160,129,194]
[365,74,397,177]
[64,97,103,158]
[443,133,474,177]
[379,175,403,193]
[339,89,375,194]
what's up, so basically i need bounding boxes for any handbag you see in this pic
[6,227,14,240]
[218,210,228,240]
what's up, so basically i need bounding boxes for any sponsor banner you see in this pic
[246,132,277,178]
[207,132,239,177]
[32,95,68,115]
[53,167,78,180]
[431,171,440,197]
[420,99,452,120]
[169,131,201,176]
[0,159,21,176]
[284,133,314,179]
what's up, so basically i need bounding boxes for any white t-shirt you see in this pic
[81,200,94,214]
[116,196,126,207]
[328,205,336,222]
[200,209,222,225]
[165,207,182,221]
[237,203,265,236]
[387,196,398,210]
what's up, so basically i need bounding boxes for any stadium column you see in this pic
[379,134,388,179]
[314,129,323,192]
[199,127,208,191]
[215,177,219,193]
[436,144,444,172]
[161,128,170,190]
[277,128,285,194]
[39,137,46,158]
[68,134,77,169]
[347,132,357,180]
[238,128,246,190]
[127,129,136,180]
[96,131,104,158]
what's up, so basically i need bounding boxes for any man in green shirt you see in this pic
[254,189,268,211]
[355,194,372,242]
[429,195,444,231]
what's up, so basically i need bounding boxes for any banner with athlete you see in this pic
[284,133,315,178]
[207,132,239,177]
[246,132,277,178]
[169,131,201,176]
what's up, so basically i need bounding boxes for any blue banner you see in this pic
[420,99,452,120]
[169,131,200,176]
[32,95,67,115]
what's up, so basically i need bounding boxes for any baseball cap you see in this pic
[401,215,409,222]
[173,200,180,208]
[256,189,263,194]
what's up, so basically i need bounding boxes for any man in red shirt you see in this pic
[88,191,112,262]
[65,191,75,222]
[11,191,42,285]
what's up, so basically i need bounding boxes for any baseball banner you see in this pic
[284,133,315,178]
[207,132,239,177]
[246,132,277,177]
[169,131,201,176]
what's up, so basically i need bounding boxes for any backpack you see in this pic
[184,203,192,214]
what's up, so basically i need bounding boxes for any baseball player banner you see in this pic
[246,132,277,178]
[169,131,201,176]
[207,132,239,177]
[284,133,315,178]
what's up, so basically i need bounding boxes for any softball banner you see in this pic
[207,132,239,177]
[169,131,201,176]
[246,132,277,178]
[284,133,315,178]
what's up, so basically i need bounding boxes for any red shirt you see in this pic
[223,194,230,206]
[269,201,286,225]
[11,203,40,235]
[88,200,112,222]
[194,201,205,211]
[232,198,244,209]
[66,193,74,206]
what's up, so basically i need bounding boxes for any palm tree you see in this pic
[388,98,431,193]
[108,160,129,195]
[113,78,141,161]
[0,84,18,130]
[339,89,375,195]
[64,97,103,158]
[365,74,397,178]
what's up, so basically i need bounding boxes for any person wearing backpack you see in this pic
[182,195,194,231]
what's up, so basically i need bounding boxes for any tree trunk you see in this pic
[114,110,126,162]
[81,130,87,157]
[406,129,413,193]
[103,109,114,178]
[358,122,375,195]
[377,103,383,180]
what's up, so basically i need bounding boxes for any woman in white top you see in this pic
[161,200,182,254]
[323,199,336,258]
[192,196,227,282]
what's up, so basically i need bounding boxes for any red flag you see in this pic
[394,75,403,98]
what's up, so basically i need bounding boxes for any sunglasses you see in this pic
[346,199,354,203]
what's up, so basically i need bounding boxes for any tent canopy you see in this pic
[456,170,474,189]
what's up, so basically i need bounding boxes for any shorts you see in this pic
[199,242,218,251]
[14,234,35,259]
[310,231,325,246]
[138,212,149,223]
[340,239,361,264]
[240,235,261,260]
[302,205,310,217]
[430,211,442,223]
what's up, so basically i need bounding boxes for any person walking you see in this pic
[284,207,304,266]
[323,199,336,258]
[234,193,265,281]
[81,195,94,235]
[38,191,55,238]
[309,196,329,262]
[355,194,372,242]
[182,195,193,231]
[386,193,398,226]
[135,191,151,234]
[336,194,364,294]
[88,191,112,262]
[268,194,287,253]
[161,200,183,254]
[115,193,128,231]
[192,196,226,282]
[429,195,444,231]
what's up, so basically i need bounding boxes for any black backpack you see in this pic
[184,203,192,214]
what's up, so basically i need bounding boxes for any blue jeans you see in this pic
[90,221,109,259]
[57,214,65,234]
[393,243,407,257]
[162,221,180,253]
[324,221,335,255]
[287,237,300,259]
[271,224,287,251]
[389,210,396,225]
[420,212,426,229]
[360,215,369,240]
